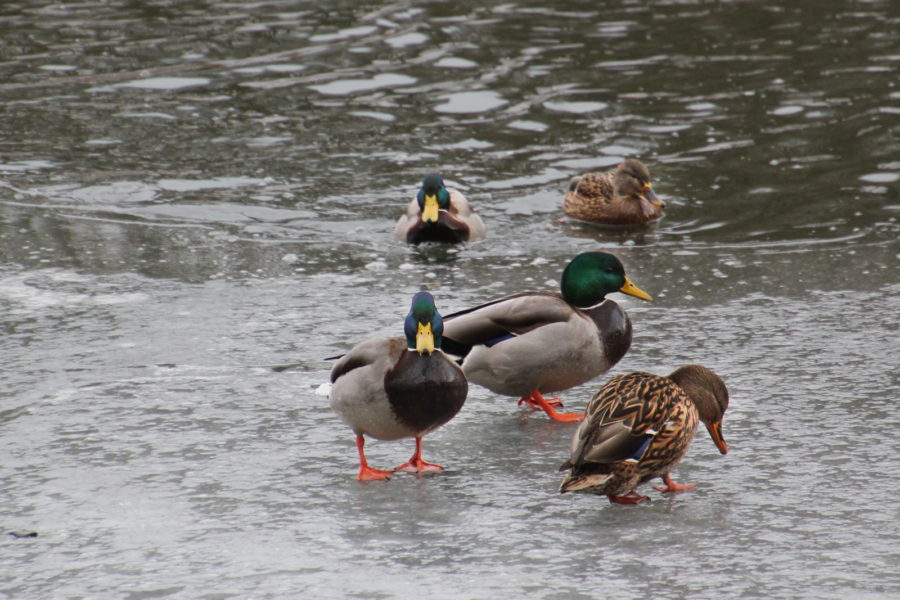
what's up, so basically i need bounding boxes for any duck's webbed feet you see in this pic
[608,491,650,504]
[652,473,696,493]
[358,465,395,480]
[518,390,584,422]
[394,436,445,473]
[355,435,393,481]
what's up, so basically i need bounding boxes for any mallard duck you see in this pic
[559,365,729,504]
[563,159,665,225]
[394,173,486,244]
[440,252,652,422]
[329,291,468,480]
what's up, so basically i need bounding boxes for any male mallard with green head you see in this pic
[559,365,729,504]
[330,292,468,480]
[440,252,652,422]
[564,159,665,225]
[395,173,486,244]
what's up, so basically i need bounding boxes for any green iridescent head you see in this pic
[417,173,451,223]
[560,252,653,308]
[403,291,444,354]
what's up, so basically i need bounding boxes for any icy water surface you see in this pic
[2,1,899,599]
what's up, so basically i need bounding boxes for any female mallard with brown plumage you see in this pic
[563,159,665,225]
[559,365,729,504]
[394,173,486,244]
[329,292,468,480]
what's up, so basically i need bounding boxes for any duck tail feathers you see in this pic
[439,337,471,362]
[559,472,609,494]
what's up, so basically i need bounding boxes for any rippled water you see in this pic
[2,1,898,598]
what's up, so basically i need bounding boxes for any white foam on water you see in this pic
[385,32,428,48]
[117,77,211,90]
[309,25,377,43]
[308,73,417,96]
[544,100,608,114]
[435,57,477,69]
[0,270,148,312]
[434,90,507,114]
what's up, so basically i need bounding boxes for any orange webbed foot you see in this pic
[547,410,585,423]
[519,390,584,422]
[394,436,445,474]
[608,491,650,504]
[395,458,445,474]
[354,435,393,481]
[357,466,394,481]
[518,395,564,409]
[653,473,696,493]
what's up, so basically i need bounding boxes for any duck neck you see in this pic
[561,282,609,308]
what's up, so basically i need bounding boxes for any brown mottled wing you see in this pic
[568,372,682,465]
[631,400,695,485]
[574,171,615,204]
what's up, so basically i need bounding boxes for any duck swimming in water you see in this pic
[563,159,665,225]
[394,173,486,244]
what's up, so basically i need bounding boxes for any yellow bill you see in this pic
[421,194,440,223]
[416,322,435,354]
[619,277,653,301]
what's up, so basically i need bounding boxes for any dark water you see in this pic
[2,1,898,598]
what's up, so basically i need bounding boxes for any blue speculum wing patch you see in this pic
[628,432,655,461]
[484,333,516,347]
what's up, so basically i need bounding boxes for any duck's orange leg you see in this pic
[608,491,650,504]
[395,436,444,473]
[355,435,393,481]
[518,392,564,408]
[653,473,696,493]
[518,389,583,422]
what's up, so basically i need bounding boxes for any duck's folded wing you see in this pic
[441,292,572,355]
[568,374,674,465]
[577,420,653,465]
[577,172,614,201]
[393,198,420,240]
[329,337,405,383]
[443,190,486,240]
[448,189,473,217]
[402,196,420,218]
